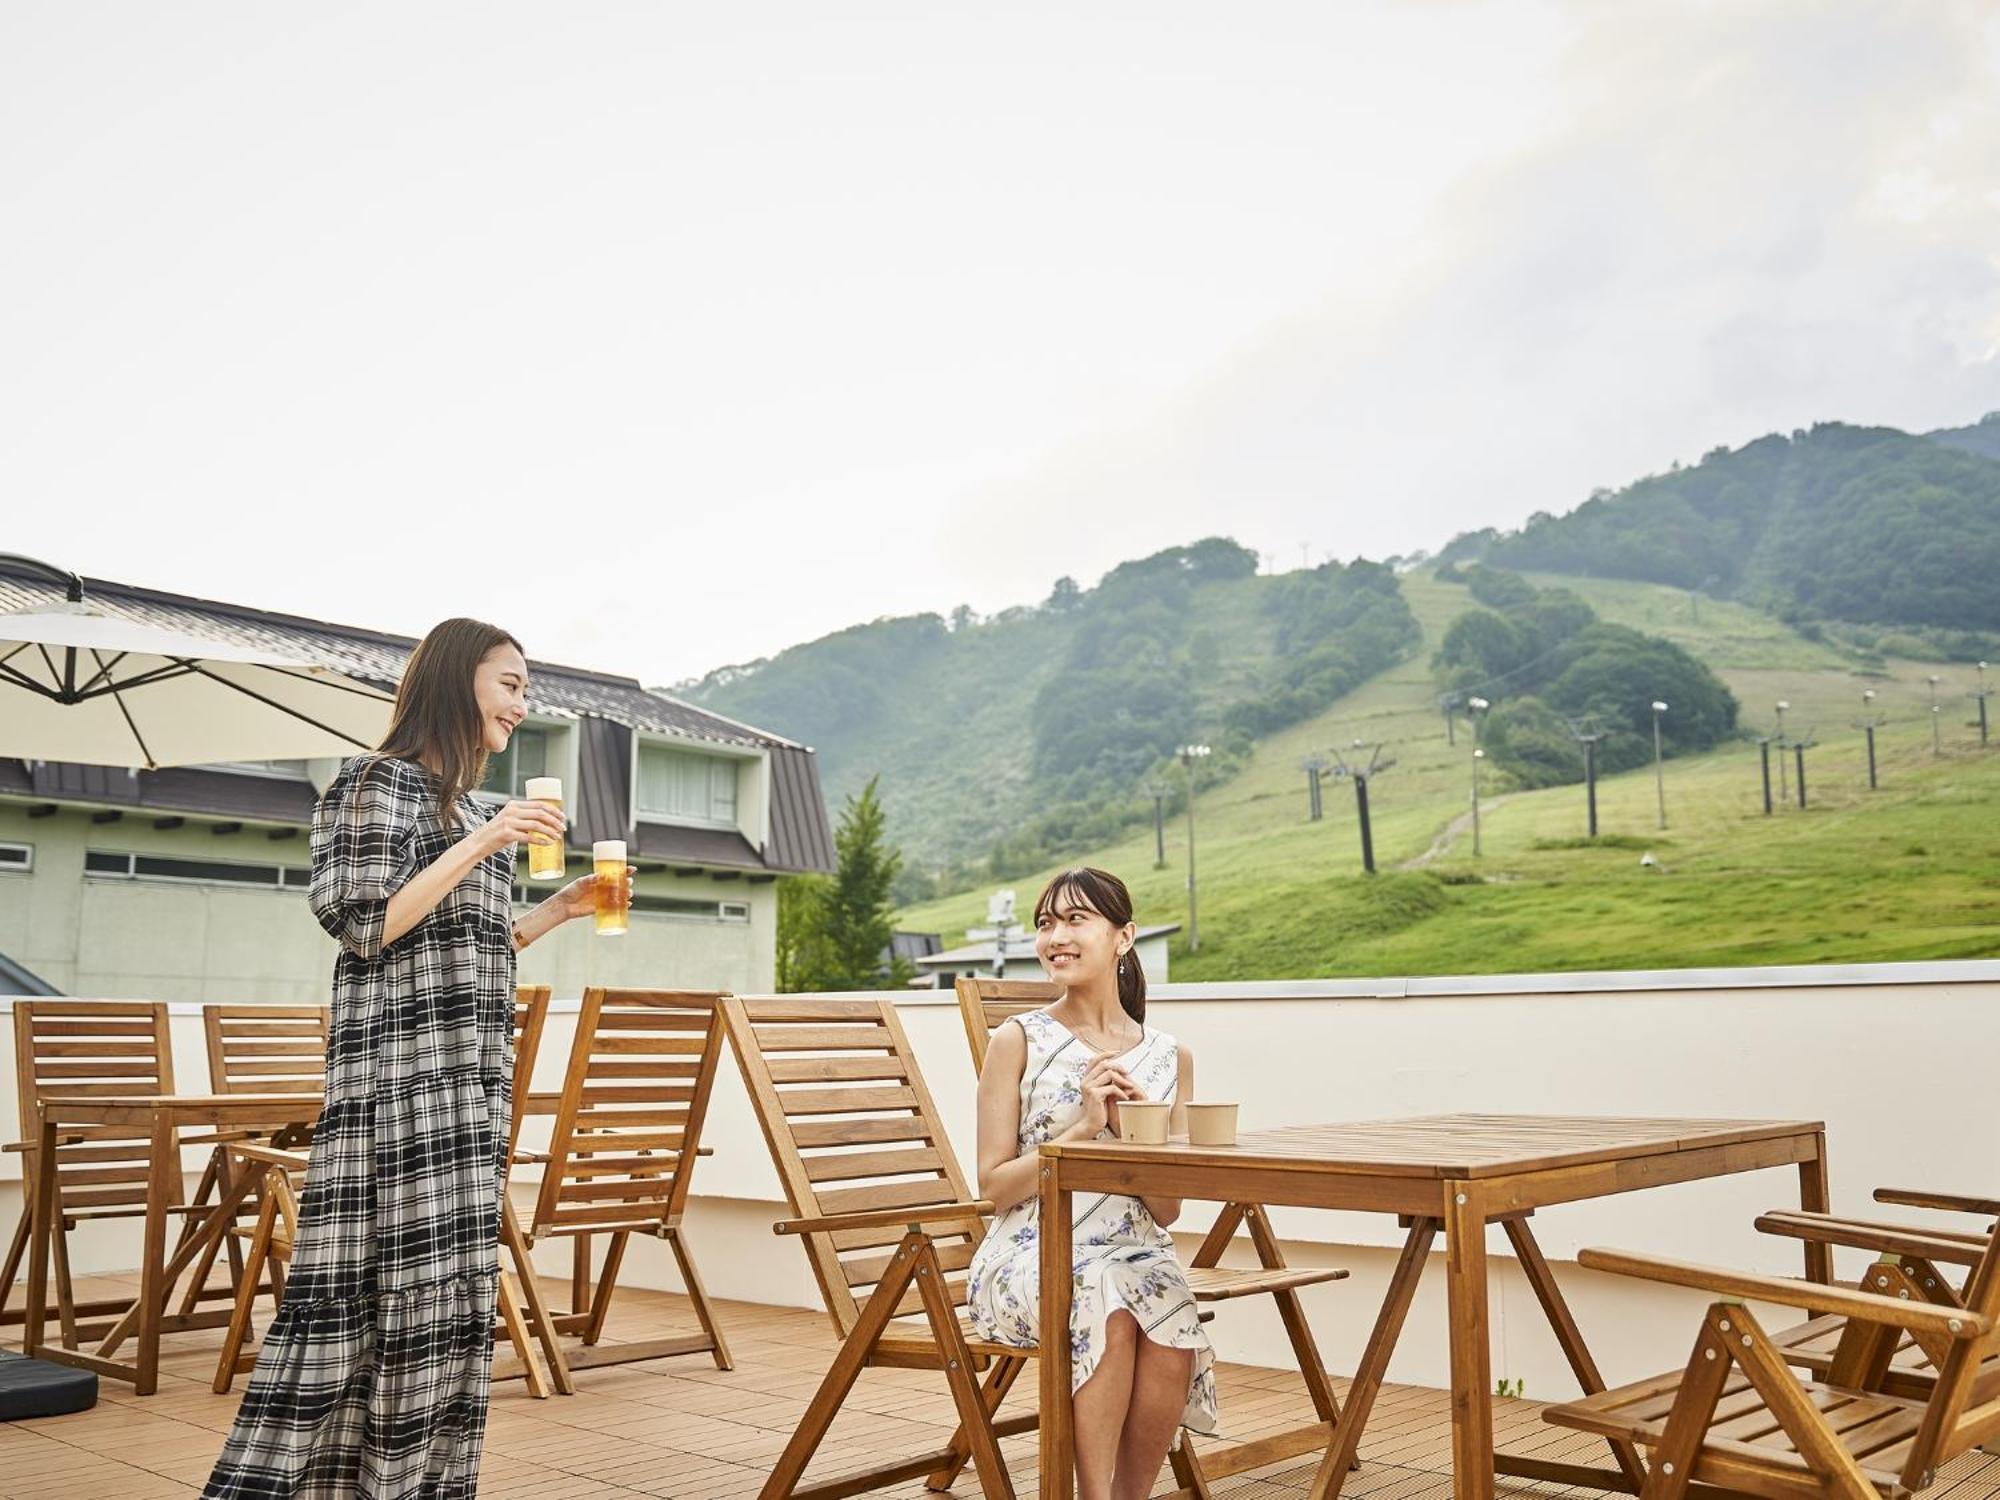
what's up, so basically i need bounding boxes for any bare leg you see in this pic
[1113,1337,1196,1500]
[1073,1309,1139,1500]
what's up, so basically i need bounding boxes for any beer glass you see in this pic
[525,776,565,881]
[593,840,629,936]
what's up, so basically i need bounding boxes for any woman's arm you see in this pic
[976,1024,1128,1214]
[1140,1044,1195,1227]
[976,1023,1039,1214]
[510,866,633,952]
[382,800,564,949]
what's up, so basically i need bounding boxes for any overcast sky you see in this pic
[6,2,1998,686]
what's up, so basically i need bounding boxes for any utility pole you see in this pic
[1791,731,1818,809]
[1467,697,1490,856]
[1977,662,1991,748]
[1141,778,1168,868]
[1330,739,1393,875]
[1855,690,1885,791]
[1650,700,1669,830]
[1440,693,1458,746]
[1774,701,1790,805]
[1179,744,1210,952]
[1928,675,1944,756]
[1759,738,1774,815]
[1300,755,1329,822]
[1566,715,1608,838]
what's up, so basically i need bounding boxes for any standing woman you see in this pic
[966,867,1216,1500]
[205,618,616,1500]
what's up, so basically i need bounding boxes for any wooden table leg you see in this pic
[1307,1216,1438,1500]
[1500,1216,1646,1492]
[1799,1132,1832,1284]
[1039,1155,1074,1500]
[135,1108,176,1395]
[1444,1180,1493,1500]
[23,1111,56,1358]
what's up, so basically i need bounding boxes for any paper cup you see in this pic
[1186,1102,1239,1147]
[1117,1100,1171,1145]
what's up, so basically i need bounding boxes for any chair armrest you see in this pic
[774,1200,993,1237]
[1754,1210,1987,1267]
[233,1144,310,1172]
[1575,1247,1989,1339]
[1874,1187,2000,1221]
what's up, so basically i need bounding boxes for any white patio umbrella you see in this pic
[0,566,394,769]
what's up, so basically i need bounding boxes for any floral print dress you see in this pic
[966,1009,1218,1435]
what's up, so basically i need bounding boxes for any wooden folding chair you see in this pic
[211,1142,306,1393]
[174,1004,331,1318]
[495,984,570,1396]
[955,978,1354,1482]
[1751,1187,1996,1400]
[516,987,731,1375]
[1543,1225,2000,1500]
[1,1000,233,1347]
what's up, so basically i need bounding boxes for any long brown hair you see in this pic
[377,617,522,827]
[1034,866,1146,1024]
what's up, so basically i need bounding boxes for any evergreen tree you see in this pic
[783,777,911,991]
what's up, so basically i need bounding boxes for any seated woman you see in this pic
[966,867,1217,1500]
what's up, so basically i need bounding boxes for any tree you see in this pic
[1046,575,1082,612]
[775,875,835,992]
[780,776,912,991]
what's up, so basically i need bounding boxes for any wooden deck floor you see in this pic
[10,1274,2000,1500]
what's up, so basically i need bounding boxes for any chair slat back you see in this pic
[1900,1231,2000,1485]
[202,1005,329,1096]
[12,1000,178,1213]
[510,985,552,1161]
[954,978,1059,1073]
[722,993,984,1339]
[530,988,725,1242]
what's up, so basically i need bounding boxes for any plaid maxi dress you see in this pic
[204,753,516,1500]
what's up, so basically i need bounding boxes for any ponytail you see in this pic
[1117,944,1147,1025]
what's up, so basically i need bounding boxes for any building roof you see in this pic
[913,922,1181,969]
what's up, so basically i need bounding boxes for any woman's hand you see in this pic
[549,866,633,924]
[479,799,567,858]
[1073,1056,1145,1138]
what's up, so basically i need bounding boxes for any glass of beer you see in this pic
[524,776,565,881]
[593,840,629,936]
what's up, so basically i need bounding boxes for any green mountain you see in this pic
[679,539,1419,878]
[1928,411,2000,463]
[1451,422,2000,636]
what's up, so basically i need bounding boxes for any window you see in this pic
[636,745,738,826]
[630,894,750,921]
[480,726,553,801]
[197,760,312,780]
[85,850,308,889]
[0,842,31,872]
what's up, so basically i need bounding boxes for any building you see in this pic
[0,564,836,1001]
[909,922,1179,987]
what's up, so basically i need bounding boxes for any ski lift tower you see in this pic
[965,889,1031,978]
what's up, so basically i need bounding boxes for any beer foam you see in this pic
[524,777,562,801]
[592,840,626,860]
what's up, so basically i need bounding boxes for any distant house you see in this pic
[910,923,1179,988]
[0,564,836,1002]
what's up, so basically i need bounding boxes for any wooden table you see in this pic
[24,1093,323,1394]
[1036,1113,1829,1500]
